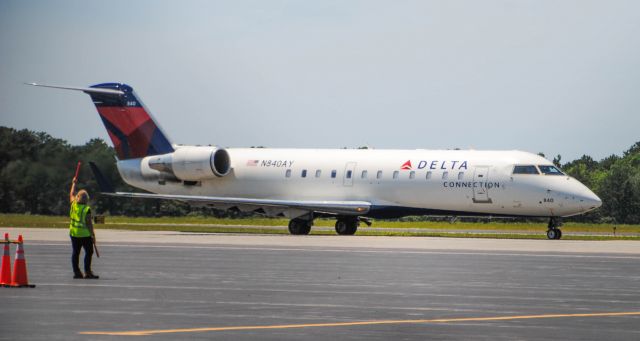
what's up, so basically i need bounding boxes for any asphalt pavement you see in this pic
[0,231,639,340]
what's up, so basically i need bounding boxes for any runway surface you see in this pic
[1,229,639,340]
[94,222,640,237]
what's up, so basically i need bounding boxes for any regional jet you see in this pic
[29,83,602,239]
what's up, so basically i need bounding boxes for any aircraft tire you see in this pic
[555,229,563,240]
[288,219,311,235]
[335,220,348,235]
[346,222,358,235]
[335,219,358,235]
[546,229,560,240]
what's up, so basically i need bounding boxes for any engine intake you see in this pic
[146,147,231,181]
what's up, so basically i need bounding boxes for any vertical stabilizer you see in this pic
[87,83,174,159]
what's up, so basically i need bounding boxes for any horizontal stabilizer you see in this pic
[26,83,124,95]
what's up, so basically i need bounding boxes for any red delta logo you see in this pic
[400,160,412,170]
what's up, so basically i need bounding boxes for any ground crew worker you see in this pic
[69,177,99,279]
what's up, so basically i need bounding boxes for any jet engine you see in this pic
[145,146,231,181]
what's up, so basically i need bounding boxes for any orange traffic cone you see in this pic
[11,235,35,288]
[1,233,11,287]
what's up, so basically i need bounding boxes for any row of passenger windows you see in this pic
[286,169,465,180]
[512,165,564,175]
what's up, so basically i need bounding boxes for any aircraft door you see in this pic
[472,166,493,203]
[343,162,356,186]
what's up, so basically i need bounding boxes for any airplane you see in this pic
[28,82,602,239]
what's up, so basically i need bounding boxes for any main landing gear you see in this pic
[335,217,359,235]
[288,218,312,235]
[287,216,367,236]
[546,217,563,240]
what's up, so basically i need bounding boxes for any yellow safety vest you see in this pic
[69,201,91,238]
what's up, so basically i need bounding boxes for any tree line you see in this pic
[0,127,196,217]
[0,126,639,223]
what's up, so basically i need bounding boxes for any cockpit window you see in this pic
[538,165,564,175]
[513,165,539,175]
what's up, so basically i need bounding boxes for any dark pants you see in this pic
[71,236,93,273]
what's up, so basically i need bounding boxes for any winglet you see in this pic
[89,162,115,193]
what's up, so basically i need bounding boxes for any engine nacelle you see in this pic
[146,146,231,181]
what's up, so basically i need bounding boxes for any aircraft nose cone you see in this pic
[579,190,602,211]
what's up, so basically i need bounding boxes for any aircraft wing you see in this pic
[101,191,370,216]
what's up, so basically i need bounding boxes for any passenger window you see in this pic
[458,172,464,180]
[442,171,448,180]
[346,170,352,179]
[426,171,432,180]
[331,170,337,178]
[377,170,383,179]
[315,170,321,178]
[301,169,307,178]
[513,165,539,175]
[361,170,368,179]
[393,171,399,179]
[409,171,415,179]
[285,169,291,178]
[538,165,564,175]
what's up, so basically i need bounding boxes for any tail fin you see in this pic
[88,83,174,159]
[27,82,174,160]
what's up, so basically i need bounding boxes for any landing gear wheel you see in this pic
[335,218,358,235]
[288,219,311,235]
[547,217,563,240]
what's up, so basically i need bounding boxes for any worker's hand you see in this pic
[72,177,77,184]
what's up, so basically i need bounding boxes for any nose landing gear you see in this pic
[546,217,563,240]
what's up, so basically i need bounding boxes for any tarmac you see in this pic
[1,228,639,340]
[95,222,640,237]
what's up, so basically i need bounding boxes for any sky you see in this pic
[1,0,639,162]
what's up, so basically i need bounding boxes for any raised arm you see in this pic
[69,178,77,203]
[70,161,81,203]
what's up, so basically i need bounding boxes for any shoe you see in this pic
[73,272,84,279]
[84,272,99,279]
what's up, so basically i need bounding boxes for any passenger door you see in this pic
[472,166,492,203]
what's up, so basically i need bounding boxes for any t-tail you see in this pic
[27,82,174,160]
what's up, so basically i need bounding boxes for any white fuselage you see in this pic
[117,148,601,219]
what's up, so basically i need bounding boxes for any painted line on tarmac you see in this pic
[80,311,640,336]
[30,283,640,306]
[28,242,640,259]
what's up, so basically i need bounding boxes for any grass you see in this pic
[1,213,638,241]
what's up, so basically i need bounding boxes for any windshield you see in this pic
[538,165,564,175]
[513,165,539,174]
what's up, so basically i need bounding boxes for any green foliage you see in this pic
[562,143,640,224]
[552,154,562,168]
[1,126,639,223]
[0,127,203,216]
